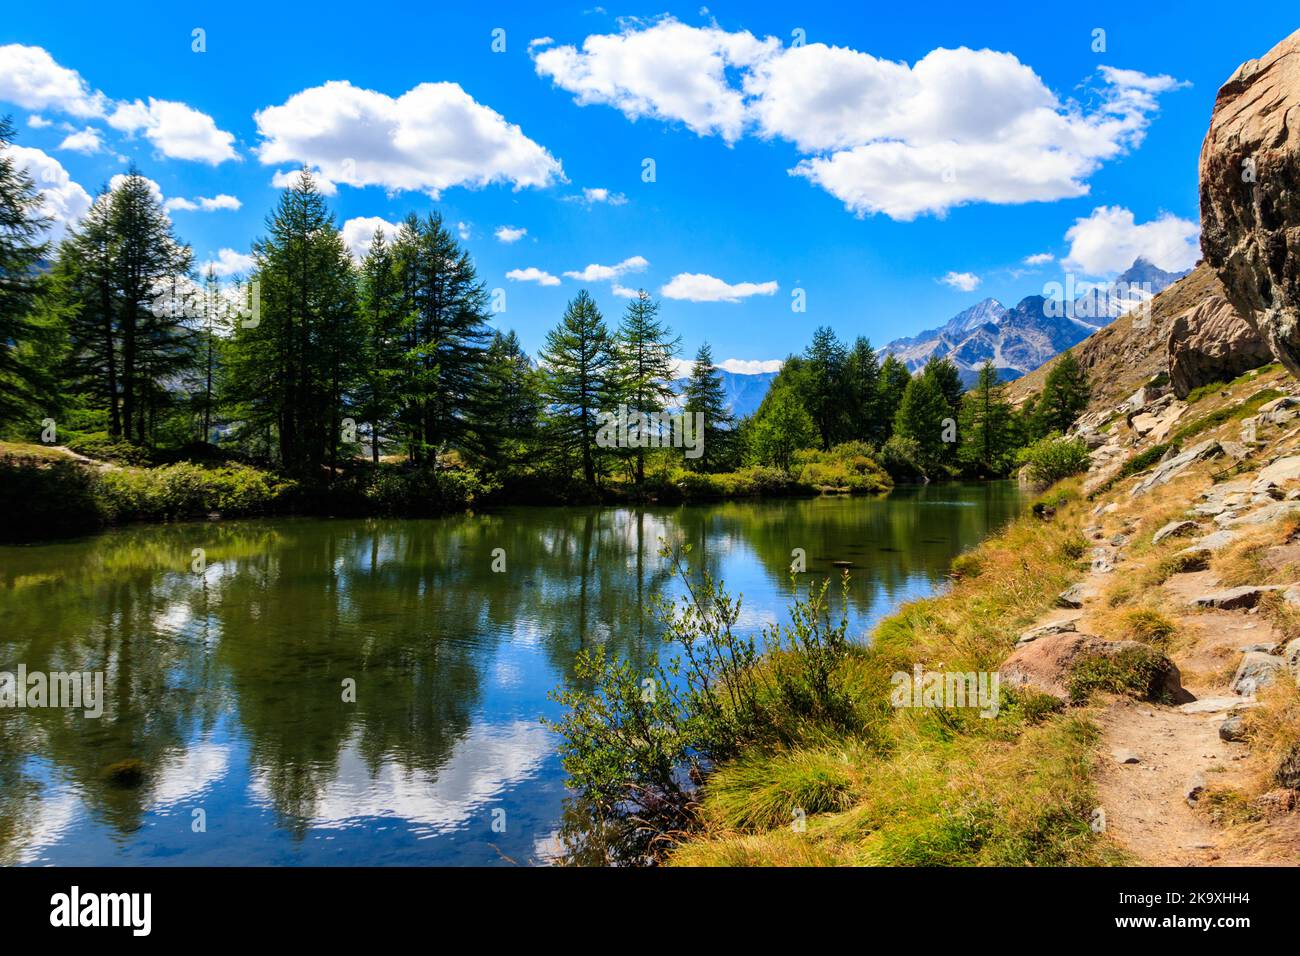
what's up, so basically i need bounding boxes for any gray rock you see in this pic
[1131,440,1224,497]
[1222,501,1300,527]
[1057,583,1089,609]
[1185,772,1206,806]
[1219,714,1249,742]
[1277,745,1300,790]
[1193,529,1239,552]
[1192,585,1287,610]
[1177,696,1257,714]
[1015,619,1080,648]
[1153,520,1200,544]
[1231,651,1284,695]
[1252,455,1300,493]
[1112,749,1141,764]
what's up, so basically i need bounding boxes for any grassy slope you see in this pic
[669,480,1127,866]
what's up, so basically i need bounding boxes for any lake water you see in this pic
[0,482,1023,866]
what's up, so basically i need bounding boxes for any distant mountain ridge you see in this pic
[879,258,1190,386]
[670,369,778,419]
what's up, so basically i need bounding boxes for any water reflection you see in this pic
[0,482,1022,865]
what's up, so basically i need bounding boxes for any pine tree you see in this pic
[540,290,615,486]
[804,325,848,450]
[893,372,950,477]
[225,168,357,476]
[845,336,881,444]
[612,289,678,484]
[476,329,543,472]
[876,354,912,442]
[109,169,194,444]
[0,116,55,428]
[958,360,1016,476]
[682,342,734,472]
[356,227,403,463]
[392,212,492,462]
[60,170,192,444]
[1035,350,1091,435]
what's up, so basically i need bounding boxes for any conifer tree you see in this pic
[893,371,950,477]
[1035,350,1090,435]
[225,169,357,476]
[613,289,678,484]
[476,328,543,471]
[682,342,734,472]
[876,354,912,442]
[356,227,403,462]
[0,117,55,428]
[845,336,881,444]
[540,290,614,486]
[804,325,849,450]
[958,360,1016,476]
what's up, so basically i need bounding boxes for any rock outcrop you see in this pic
[1199,29,1300,378]
[999,633,1190,703]
[1166,295,1272,398]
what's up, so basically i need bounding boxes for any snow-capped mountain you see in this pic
[670,369,779,419]
[879,258,1190,385]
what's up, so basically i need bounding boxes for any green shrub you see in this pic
[66,433,153,466]
[96,462,295,522]
[1018,435,1091,486]
[1171,388,1283,444]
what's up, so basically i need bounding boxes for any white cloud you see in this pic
[661,272,778,302]
[719,358,783,374]
[271,167,337,195]
[202,248,255,277]
[0,45,238,165]
[254,80,563,197]
[534,18,779,142]
[0,44,106,117]
[671,356,783,377]
[165,194,242,213]
[4,144,92,240]
[340,216,402,260]
[529,37,556,51]
[567,186,628,206]
[108,97,238,164]
[563,255,648,282]
[26,114,52,129]
[57,126,103,154]
[495,225,527,243]
[940,271,982,292]
[457,221,472,241]
[535,20,1184,219]
[1023,252,1054,265]
[612,283,640,298]
[1061,205,1200,275]
[506,267,561,286]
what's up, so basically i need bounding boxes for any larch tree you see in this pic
[613,289,678,484]
[540,289,615,486]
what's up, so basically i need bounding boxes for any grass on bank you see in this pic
[575,478,1128,866]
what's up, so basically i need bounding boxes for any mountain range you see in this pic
[670,369,779,419]
[877,258,1190,386]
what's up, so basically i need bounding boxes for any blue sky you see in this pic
[2,2,1296,372]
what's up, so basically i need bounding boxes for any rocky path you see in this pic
[1009,438,1300,865]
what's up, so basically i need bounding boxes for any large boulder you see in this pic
[999,633,1191,703]
[1166,295,1272,398]
[1199,29,1300,377]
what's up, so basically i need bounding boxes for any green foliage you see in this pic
[0,455,103,541]
[748,385,817,470]
[1018,434,1091,486]
[547,549,857,863]
[892,371,951,477]
[96,462,296,522]
[66,433,154,466]
[793,442,892,493]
